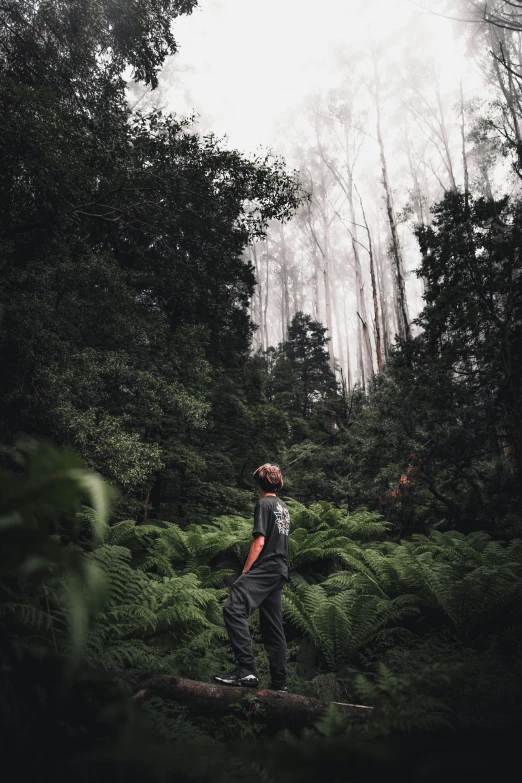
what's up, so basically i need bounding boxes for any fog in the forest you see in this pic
[128,0,518,390]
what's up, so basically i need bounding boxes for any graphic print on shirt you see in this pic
[274,502,290,535]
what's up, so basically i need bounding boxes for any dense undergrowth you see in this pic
[1,441,521,781]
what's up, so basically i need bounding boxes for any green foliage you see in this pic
[0,439,114,661]
[352,663,453,735]
[270,193,522,537]
[1,1,303,512]
[288,500,389,539]
[86,544,227,673]
[1,437,522,781]
[268,312,338,428]
[284,582,418,670]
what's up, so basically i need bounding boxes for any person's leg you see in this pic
[222,568,281,678]
[258,578,287,686]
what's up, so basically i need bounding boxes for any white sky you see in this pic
[161,0,479,156]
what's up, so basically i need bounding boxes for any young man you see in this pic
[214,463,290,691]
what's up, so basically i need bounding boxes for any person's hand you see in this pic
[242,568,249,574]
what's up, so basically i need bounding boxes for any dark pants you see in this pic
[223,563,287,685]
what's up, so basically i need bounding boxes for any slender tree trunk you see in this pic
[290,264,300,321]
[341,133,373,380]
[403,120,426,227]
[358,192,383,373]
[342,278,353,391]
[280,227,292,339]
[322,211,336,373]
[330,271,345,379]
[264,240,270,350]
[348,210,373,381]
[434,81,457,191]
[376,231,391,360]
[400,119,429,293]
[375,93,411,341]
[307,194,335,373]
[420,161,433,227]
[479,150,494,201]
[459,81,470,207]
[311,241,320,322]
[252,243,264,351]
[356,308,366,390]
[490,26,522,173]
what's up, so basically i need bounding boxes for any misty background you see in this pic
[128,0,514,389]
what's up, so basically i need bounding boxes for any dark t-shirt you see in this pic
[251,495,290,578]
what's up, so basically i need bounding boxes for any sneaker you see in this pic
[213,668,259,687]
[266,682,289,692]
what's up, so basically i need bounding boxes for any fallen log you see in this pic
[134,675,373,732]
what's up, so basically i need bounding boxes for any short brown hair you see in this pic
[253,463,283,492]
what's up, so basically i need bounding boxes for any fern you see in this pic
[103,515,251,587]
[283,581,418,669]
[288,499,389,540]
[0,441,114,662]
[399,532,522,639]
[288,528,354,571]
[353,662,453,735]
[84,543,228,673]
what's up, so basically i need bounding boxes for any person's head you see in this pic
[253,463,283,494]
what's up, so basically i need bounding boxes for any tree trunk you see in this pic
[307,194,335,373]
[252,243,264,351]
[322,211,336,373]
[490,25,522,173]
[434,79,457,191]
[342,278,353,392]
[375,231,391,360]
[375,93,411,341]
[403,125,426,227]
[459,81,470,202]
[330,271,344,379]
[346,178,373,382]
[358,191,383,373]
[280,227,292,340]
[281,284,286,344]
[402,129,429,294]
[264,239,270,350]
[312,241,321,323]
[134,675,372,733]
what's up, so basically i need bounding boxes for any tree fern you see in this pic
[84,543,227,672]
[399,532,522,639]
[283,582,418,669]
[104,515,250,587]
[288,528,354,571]
[320,530,522,641]
[288,500,389,540]
[353,662,453,735]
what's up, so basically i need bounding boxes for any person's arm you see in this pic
[242,534,265,573]
[242,500,268,573]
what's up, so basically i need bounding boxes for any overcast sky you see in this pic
[160,0,480,158]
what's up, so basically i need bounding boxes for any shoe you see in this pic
[213,668,259,687]
[266,682,289,692]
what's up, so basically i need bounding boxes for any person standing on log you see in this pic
[214,464,290,692]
